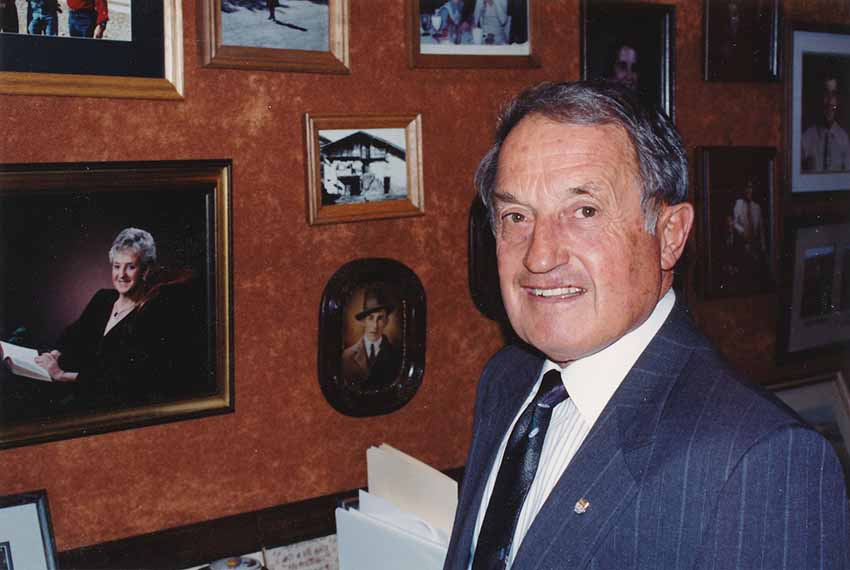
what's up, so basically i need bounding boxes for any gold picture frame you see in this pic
[199,0,350,74]
[0,1,183,100]
[0,160,233,449]
[305,113,425,225]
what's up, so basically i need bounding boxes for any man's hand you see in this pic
[94,22,106,39]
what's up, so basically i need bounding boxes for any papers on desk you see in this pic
[336,444,458,570]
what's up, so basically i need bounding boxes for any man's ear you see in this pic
[656,202,694,271]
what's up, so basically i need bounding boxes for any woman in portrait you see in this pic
[34,227,203,408]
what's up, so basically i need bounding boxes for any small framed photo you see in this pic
[406,0,539,69]
[771,372,850,489]
[0,1,183,100]
[318,258,426,417]
[0,490,57,570]
[697,147,776,299]
[581,1,675,118]
[0,161,234,449]
[198,0,349,73]
[704,0,780,82]
[789,25,850,193]
[305,113,424,225]
[778,216,850,360]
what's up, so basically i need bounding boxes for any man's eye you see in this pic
[503,212,525,224]
[576,206,597,218]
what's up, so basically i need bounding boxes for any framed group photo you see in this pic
[305,113,424,225]
[698,147,776,299]
[0,491,57,570]
[406,0,539,69]
[0,160,233,449]
[581,1,675,118]
[317,258,426,417]
[198,0,349,73]
[703,0,780,82]
[788,25,850,193]
[0,0,183,99]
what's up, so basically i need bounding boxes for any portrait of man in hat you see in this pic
[341,285,402,388]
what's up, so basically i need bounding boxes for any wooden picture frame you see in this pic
[0,1,183,100]
[0,160,234,449]
[777,215,850,362]
[788,24,850,194]
[305,113,425,225]
[581,1,675,119]
[318,258,426,417]
[0,490,57,570]
[697,147,776,299]
[406,0,540,69]
[198,0,349,73]
[703,0,781,82]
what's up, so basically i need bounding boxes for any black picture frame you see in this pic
[0,0,183,99]
[0,490,57,570]
[777,215,850,363]
[697,147,776,299]
[581,1,675,119]
[318,258,426,417]
[0,160,234,449]
[703,0,781,82]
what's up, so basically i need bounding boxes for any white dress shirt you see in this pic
[363,336,383,358]
[468,289,676,569]
[801,122,850,172]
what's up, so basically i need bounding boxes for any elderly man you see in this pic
[444,82,849,570]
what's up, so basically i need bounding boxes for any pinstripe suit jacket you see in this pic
[444,304,850,569]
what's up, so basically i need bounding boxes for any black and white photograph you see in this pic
[1,0,131,41]
[0,491,56,570]
[221,0,328,51]
[0,161,233,450]
[789,26,850,193]
[305,114,424,225]
[582,1,675,118]
[704,0,779,81]
[318,258,426,417]
[698,147,775,299]
[779,217,850,359]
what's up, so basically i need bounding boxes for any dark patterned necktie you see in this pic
[472,369,569,570]
[368,344,376,365]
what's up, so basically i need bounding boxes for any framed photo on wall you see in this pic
[406,0,539,69]
[698,147,776,299]
[0,490,57,570]
[788,25,850,193]
[305,113,424,225]
[581,1,675,119]
[703,0,780,81]
[0,161,234,449]
[198,0,349,73]
[0,1,183,99]
[318,258,426,417]
[778,216,850,361]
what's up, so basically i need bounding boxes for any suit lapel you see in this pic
[512,304,699,569]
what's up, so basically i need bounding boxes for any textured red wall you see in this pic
[0,0,848,552]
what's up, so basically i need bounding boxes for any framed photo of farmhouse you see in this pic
[198,0,349,73]
[0,160,234,449]
[0,1,183,99]
[305,113,425,225]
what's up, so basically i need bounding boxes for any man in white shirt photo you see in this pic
[802,72,850,172]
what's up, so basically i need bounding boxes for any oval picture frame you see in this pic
[318,258,426,417]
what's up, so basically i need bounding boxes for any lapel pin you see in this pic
[574,497,590,515]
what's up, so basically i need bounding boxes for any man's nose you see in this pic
[523,217,569,274]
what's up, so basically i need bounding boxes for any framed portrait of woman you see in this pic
[0,160,233,449]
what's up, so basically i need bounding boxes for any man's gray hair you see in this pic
[108,227,157,267]
[475,81,688,233]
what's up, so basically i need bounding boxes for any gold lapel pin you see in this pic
[574,497,590,515]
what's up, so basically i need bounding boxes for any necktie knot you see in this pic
[537,369,568,409]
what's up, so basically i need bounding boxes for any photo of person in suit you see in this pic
[341,286,402,389]
[443,81,849,569]
[802,69,850,172]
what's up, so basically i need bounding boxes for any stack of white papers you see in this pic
[336,444,458,570]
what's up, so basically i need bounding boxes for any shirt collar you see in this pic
[364,336,383,351]
[542,289,676,427]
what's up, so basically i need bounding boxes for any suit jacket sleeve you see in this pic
[696,424,849,569]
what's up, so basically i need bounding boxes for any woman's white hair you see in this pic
[108,227,157,267]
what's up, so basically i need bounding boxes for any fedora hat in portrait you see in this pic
[355,287,395,321]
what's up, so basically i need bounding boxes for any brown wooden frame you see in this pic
[305,113,425,225]
[406,0,540,69]
[0,160,234,449]
[198,0,350,74]
[0,0,183,100]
